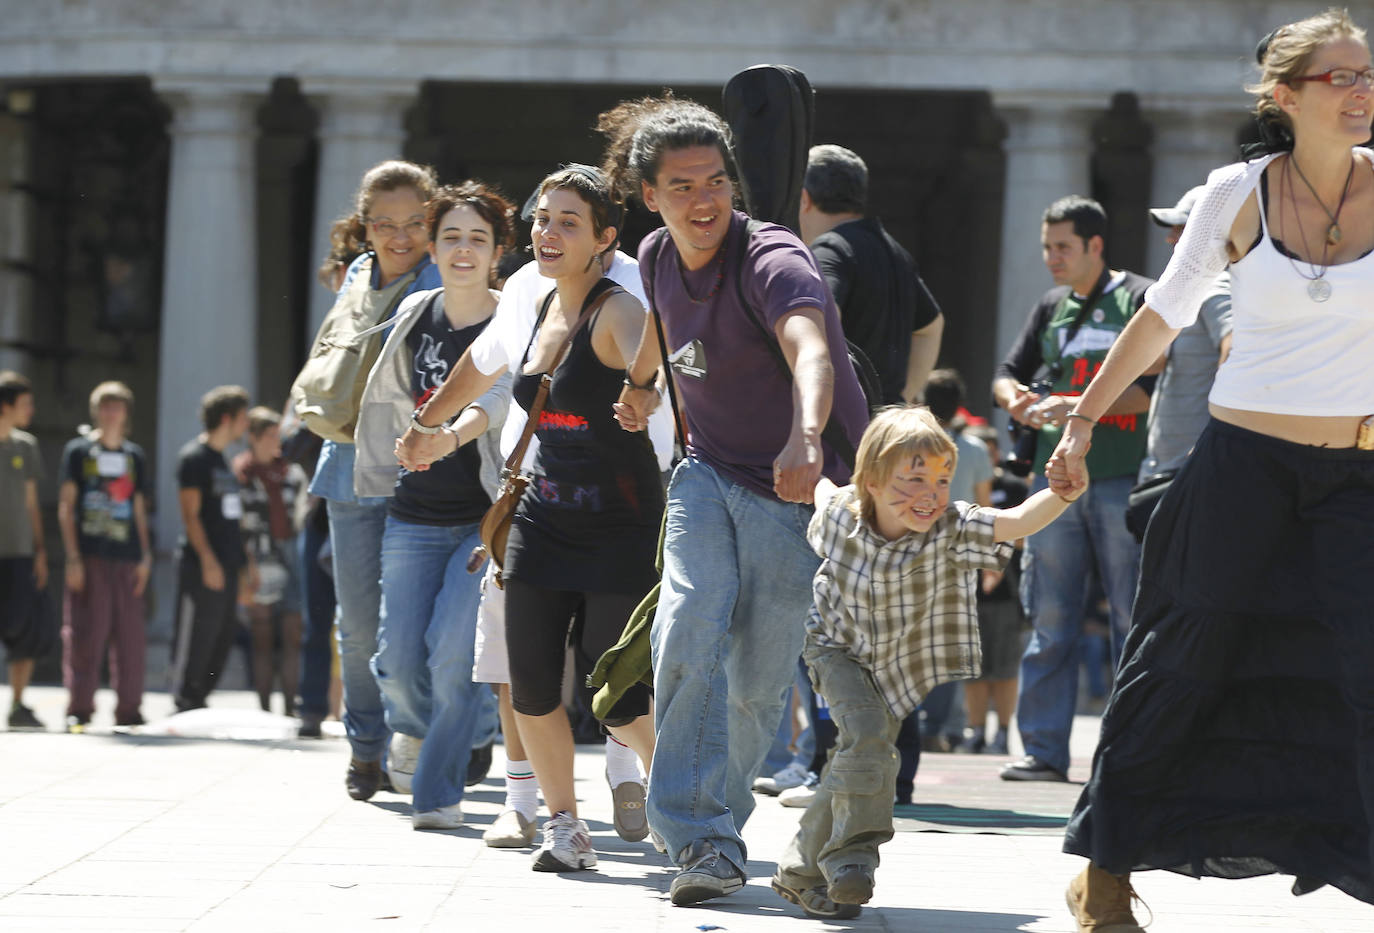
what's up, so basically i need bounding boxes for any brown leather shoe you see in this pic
[1065,863,1147,932]
[345,758,382,801]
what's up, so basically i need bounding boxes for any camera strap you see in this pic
[1044,266,1111,383]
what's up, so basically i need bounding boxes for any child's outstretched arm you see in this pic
[991,466,1089,543]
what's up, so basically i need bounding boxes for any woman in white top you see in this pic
[1048,10,1374,929]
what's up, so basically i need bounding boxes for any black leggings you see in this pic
[503,578,650,725]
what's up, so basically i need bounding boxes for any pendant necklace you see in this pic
[1279,157,1343,302]
[1290,152,1355,246]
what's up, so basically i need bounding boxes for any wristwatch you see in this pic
[409,408,445,435]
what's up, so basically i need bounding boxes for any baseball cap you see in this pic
[1149,185,1206,228]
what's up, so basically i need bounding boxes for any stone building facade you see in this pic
[0,0,1353,637]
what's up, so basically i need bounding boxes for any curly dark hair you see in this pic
[597,93,738,203]
[425,180,518,282]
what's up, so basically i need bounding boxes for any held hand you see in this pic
[395,427,451,472]
[773,432,824,504]
[613,384,659,433]
[133,558,151,598]
[981,568,1004,595]
[33,551,47,590]
[202,559,226,592]
[1045,423,1093,501]
[65,560,85,594]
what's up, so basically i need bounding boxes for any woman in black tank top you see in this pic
[500,167,663,871]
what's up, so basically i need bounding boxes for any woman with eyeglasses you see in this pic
[1048,10,1374,929]
[396,166,663,874]
[302,160,445,802]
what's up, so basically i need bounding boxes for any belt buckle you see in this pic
[1358,415,1374,450]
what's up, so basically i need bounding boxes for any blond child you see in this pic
[772,406,1088,920]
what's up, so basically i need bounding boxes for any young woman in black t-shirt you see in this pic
[365,183,516,831]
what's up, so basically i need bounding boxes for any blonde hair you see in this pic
[851,406,957,525]
[1248,8,1367,135]
[88,380,134,424]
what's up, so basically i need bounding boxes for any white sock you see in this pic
[604,734,643,788]
[504,759,539,821]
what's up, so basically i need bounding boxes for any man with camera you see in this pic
[991,196,1155,782]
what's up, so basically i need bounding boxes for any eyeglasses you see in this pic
[365,217,426,238]
[1290,67,1374,88]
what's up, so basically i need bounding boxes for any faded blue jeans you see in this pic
[376,516,497,812]
[325,498,390,761]
[1016,474,1141,775]
[648,458,819,872]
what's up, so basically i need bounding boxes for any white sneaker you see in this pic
[753,760,811,796]
[412,803,464,830]
[778,771,820,808]
[531,811,597,872]
[387,733,423,795]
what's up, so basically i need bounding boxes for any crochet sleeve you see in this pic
[1144,158,1271,329]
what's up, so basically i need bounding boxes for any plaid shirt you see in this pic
[806,486,1012,719]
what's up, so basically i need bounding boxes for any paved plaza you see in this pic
[0,686,1368,932]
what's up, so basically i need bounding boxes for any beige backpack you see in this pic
[289,256,420,443]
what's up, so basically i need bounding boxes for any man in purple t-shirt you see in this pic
[608,96,867,908]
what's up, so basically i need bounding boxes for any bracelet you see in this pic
[1056,493,1077,504]
[1065,411,1098,426]
[623,374,656,391]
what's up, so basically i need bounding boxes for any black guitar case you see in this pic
[721,64,814,233]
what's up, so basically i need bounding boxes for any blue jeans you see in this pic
[1016,474,1141,775]
[762,659,817,777]
[377,516,495,812]
[648,458,819,871]
[296,511,335,720]
[326,499,389,761]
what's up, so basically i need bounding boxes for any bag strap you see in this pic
[1044,266,1111,383]
[641,234,687,448]
[503,282,626,477]
[325,259,426,347]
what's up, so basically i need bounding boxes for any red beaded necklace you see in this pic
[676,246,726,304]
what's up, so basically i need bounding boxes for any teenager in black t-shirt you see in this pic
[57,382,152,729]
[366,183,515,831]
[171,385,251,711]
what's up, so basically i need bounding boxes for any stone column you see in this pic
[1145,105,1246,277]
[992,101,1097,368]
[152,82,262,556]
[302,82,418,338]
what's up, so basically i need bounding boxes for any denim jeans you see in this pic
[377,516,494,812]
[296,511,335,720]
[778,642,900,888]
[326,498,389,761]
[1016,474,1141,774]
[648,458,819,871]
[762,659,818,777]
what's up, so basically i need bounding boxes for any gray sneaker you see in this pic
[669,840,745,906]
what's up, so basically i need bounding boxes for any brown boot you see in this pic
[345,758,381,801]
[1065,863,1147,932]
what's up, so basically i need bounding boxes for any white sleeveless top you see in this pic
[1145,149,1374,417]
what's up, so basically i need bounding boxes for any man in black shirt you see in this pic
[172,385,253,711]
[799,144,944,405]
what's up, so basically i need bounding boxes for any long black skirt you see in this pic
[1063,418,1374,905]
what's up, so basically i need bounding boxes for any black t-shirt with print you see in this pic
[389,295,493,526]
[176,439,245,569]
[62,436,147,563]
